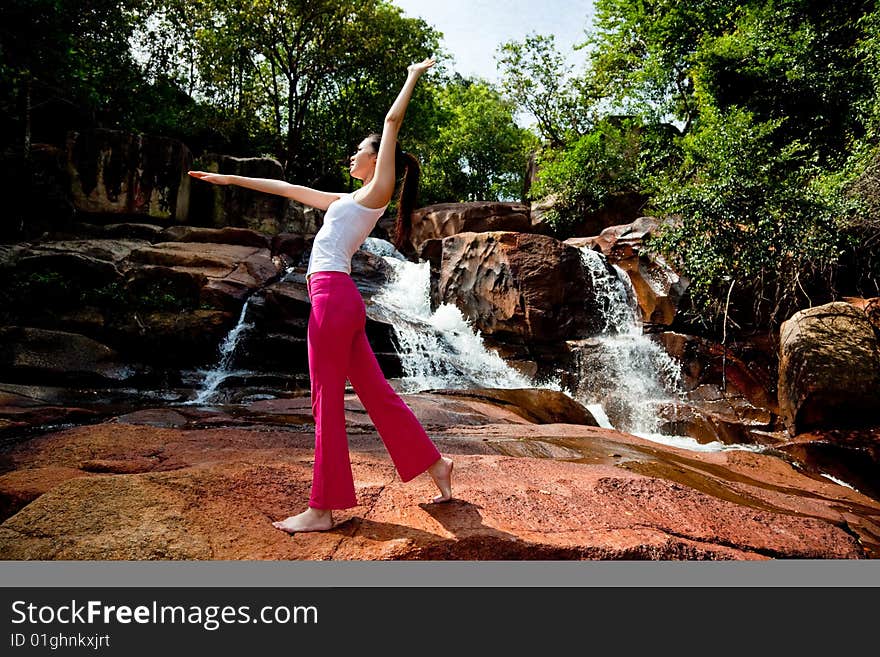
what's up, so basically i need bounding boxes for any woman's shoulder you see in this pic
[349,190,389,212]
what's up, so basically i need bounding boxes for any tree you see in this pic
[0,0,149,152]
[588,0,738,130]
[417,76,538,204]
[497,33,584,145]
[137,0,442,184]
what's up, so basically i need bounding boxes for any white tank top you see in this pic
[306,193,389,276]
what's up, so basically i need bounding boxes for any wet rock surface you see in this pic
[0,389,876,560]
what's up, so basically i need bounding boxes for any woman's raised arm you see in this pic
[187,171,343,211]
[356,58,435,209]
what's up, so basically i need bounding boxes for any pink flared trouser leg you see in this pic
[307,271,441,509]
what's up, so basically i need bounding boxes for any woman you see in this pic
[188,58,453,533]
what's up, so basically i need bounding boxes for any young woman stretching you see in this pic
[188,58,453,533]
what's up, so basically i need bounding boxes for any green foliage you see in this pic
[1,271,196,319]
[528,117,678,231]
[497,33,585,144]
[138,0,443,185]
[692,1,875,168]
[647,107,855,327]
[418,77,539,203]
[496,0,880,330]
[589,0,737,126]
[0,0,151,146]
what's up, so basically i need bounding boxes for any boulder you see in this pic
[66,129,191,222]
[430,232,605,343]
[654,332,778,413]
[108,309,236,366]
[125,242,279,310]
[778,302,880,434]
[160,225,271,249]
[533,191,648,239]
[186,154,315,234]
[409,202,532,250]
[0,327,132,385]
[776,427,880,500]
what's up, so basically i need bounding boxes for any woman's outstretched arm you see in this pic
[187,171,343,211]
[356,58,435,209]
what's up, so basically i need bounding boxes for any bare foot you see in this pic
[428,456,454,503]
[272,507,333,534]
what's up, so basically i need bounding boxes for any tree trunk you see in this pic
[22,72,32,162]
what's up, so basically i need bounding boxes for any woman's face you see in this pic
[349,138,377,181]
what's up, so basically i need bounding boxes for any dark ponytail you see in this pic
[395,151,420,252]
[365,133,420,251]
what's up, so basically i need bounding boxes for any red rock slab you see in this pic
[1,419,877,559]
[0,454,864,561]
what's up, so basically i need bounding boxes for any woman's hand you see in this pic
[407,57,435,77]
[188,171,232,185]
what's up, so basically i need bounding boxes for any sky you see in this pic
[389,0,597,84]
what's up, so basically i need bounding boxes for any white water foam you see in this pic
[632,432,767,453]
[820,473,859,492]
[370,254,538,393]
[573,248,683,436]
[189,298,256,405]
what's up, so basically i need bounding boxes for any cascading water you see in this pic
[364,239,536,392]
[573,247,683,436]
[188,266,296,405]
[189,298,256,405]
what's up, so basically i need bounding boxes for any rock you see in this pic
[160,225,271,249]
[66,129,191,222]
[567,218,688,327]
[654,332,778,413]
[432,232,604,343]
[122,266,206,311]
[15,251,123,289]
[778,302,880,434]
[126,242,279,311]
[577,192,650,237]
[127,241,266,272]
[110,309,236,366]
[0,416,873,559]
[0,327,132,385]
[350,249,396,298]
[776,427,880,500]
[271,233,307,261]
[0,243,30,270]
[843,296,880,332]
[527,194,560,237]
[655,388,781,446]
[186,154,291,233]
[102,223,167,241]
[409,202,532,251]
[281,200,323,237]
[532,192,649,239]
[419,388,598,426]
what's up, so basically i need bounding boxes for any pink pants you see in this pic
[306,271,441,509]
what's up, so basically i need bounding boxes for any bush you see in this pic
[529,117,679,231]
[647,107,856,329]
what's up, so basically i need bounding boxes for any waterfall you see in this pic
[573,247,683,436]
[188,298,256,405]
[365,239,537,392]
[188,266,295,405]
